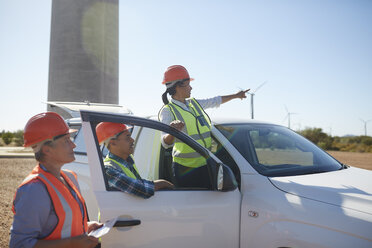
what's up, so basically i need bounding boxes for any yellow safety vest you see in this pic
[163,98,211,168]
[104,155,140,179]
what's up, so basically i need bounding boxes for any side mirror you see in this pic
[217,163,238,192]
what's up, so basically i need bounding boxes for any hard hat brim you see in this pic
[162,78,194,85]
[68,128,78,134]
[99,126,133,146]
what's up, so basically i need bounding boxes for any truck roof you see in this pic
[45,101,133,119]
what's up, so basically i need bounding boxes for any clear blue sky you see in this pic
[1,0,371,136]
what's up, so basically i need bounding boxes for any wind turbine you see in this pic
[248,81,267,119]
[360,118,372,136]
[284,105,298,129]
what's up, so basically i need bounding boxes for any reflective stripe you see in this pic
[190,99,212,126]
[165,98,212,168]
[62,170,87,234]
[12,165,87,240]
[190,132,210,140]
[173,150,201,158]
[167,103,184,121]
[21,174,38,183]
[190,99,204,116]
[167,104,189,134]
[38,173,72,239]
[166,101,211,143]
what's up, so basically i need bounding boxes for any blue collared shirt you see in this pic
[104,152,155,199]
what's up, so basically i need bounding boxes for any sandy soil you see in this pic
[327,151,372,170]
[0,159,36,247]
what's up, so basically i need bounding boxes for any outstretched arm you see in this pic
[221,89,250,104]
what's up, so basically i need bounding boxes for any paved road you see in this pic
[0,147,34,158]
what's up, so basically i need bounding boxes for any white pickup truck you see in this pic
[63,109,372,248]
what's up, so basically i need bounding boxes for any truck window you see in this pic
[211,136,241,189]
[216,123,342,177]
[95,123,218,191]
[73,129,87,155]
[158,146,174,183]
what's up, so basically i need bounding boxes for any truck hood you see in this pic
[269,167,372,215]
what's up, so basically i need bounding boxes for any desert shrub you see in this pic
[340,143,357,152]
[2,132,13,145]
[298,128,334,150]
[299,128,327,144]
[13,130,24,146]
[361,136,372,146]
[298,128,372,152]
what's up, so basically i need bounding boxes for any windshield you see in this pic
[215,123,343,177]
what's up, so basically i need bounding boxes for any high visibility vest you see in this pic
[104,155,140,179]
[100,155,141,222]
[12,165,88,240]
[163,98,212,168]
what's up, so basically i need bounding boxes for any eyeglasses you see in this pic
[177,79,190,87]
[53,133,68,141]
[111,130,130,142]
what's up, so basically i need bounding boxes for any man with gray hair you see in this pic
[10,112,102,248]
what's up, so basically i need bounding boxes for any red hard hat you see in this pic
[96,122,131,145]
[24,112,74,147]
[162,65,194,85]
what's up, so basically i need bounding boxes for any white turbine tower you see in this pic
[248,81,267,119]
[284,105,298,129]
[360,118,372,136]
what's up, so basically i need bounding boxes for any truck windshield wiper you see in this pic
[339,163,349,170]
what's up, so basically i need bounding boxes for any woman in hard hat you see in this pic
[10,112,102,248]
[158,65,249,188]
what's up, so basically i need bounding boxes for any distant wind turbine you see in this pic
[360,118,372,136]
[284,105,298,129]
[248,81,267,119]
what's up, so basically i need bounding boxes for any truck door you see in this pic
[81,111,241,248]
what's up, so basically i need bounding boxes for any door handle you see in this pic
[114,219,141,227]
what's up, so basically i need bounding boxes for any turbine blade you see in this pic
[253,81,267,93]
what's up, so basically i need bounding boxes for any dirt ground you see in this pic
[327,151,372,170]
[1,152,372,246]
[0,158,36,247]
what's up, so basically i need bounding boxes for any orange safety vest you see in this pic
[12,164,88,240]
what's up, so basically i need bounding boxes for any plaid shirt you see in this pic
[104,152,155,199]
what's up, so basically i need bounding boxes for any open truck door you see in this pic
[80,110,240,248]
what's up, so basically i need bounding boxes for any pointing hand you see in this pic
[236,89,250,99]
